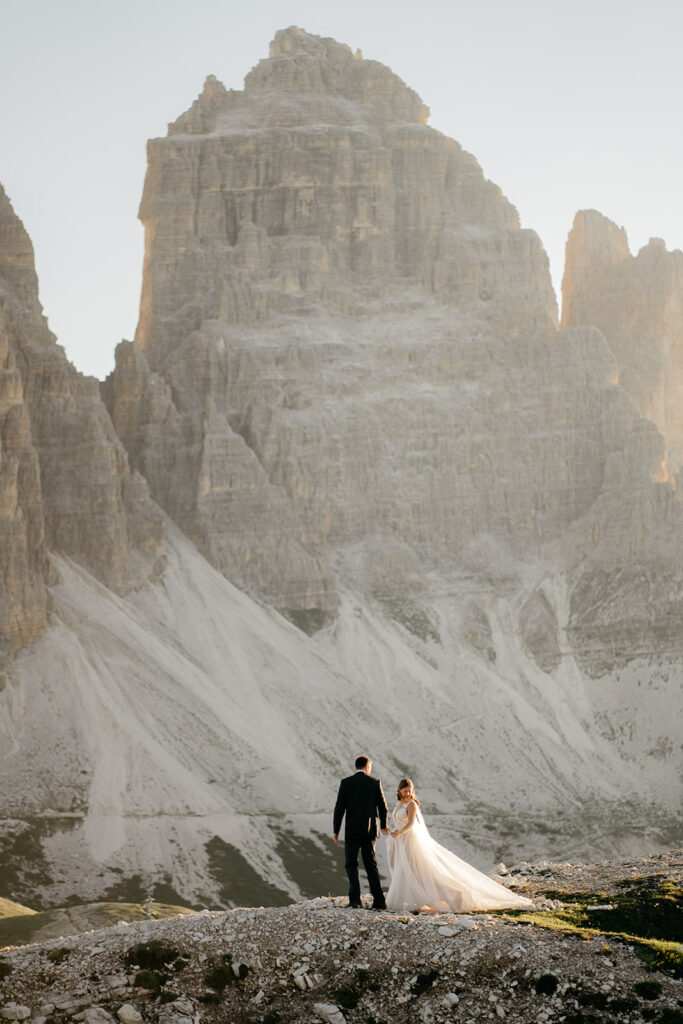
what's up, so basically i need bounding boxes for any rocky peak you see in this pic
[245,25,429,125]
[562,209,630,274]
[563,209,683,469]
[0,184,40,305]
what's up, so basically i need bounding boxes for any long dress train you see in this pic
[386,801,533,913]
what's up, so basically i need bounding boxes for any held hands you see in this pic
[381,827,390,836]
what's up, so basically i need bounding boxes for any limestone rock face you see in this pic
[138,28,556,368]
[109,26,558,621]
[103,28,683,662]
[562,210,683,469]
[101,339,334,624]
[0,184,165,662]
[0,189,50,662]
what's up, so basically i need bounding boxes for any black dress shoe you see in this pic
[372,904,387,911]
[346,902,362,909]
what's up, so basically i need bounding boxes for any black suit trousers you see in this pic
[344,834,385,907]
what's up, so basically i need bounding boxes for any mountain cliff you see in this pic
[103,25,558,626]
[0,28,681,910]
[562,209,683,470]
[0,186,164,670]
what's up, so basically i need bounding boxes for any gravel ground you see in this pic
[0,851,681,1024]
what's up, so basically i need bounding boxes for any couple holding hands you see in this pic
[333,755,531,913]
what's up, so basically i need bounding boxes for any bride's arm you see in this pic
[391,802,417,837]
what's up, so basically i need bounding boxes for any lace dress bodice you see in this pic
[393,801,409,826]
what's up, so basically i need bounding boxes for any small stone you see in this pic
[438,926,457,937]
[442,993,460,1007]
[116,1007,143,1024]
[293,976,307,991]
[167,1001,193,1016]
[0,1009,31,1023]
[104,977,127,990]
[495,863,507,874]
[84,1009,116,1024]
[313,1004,346,1024]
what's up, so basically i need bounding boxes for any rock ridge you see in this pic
[0,184,166,665]
[563,209,683,469]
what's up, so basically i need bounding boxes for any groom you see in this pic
[333,755,389,910]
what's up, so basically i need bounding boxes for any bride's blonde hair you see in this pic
[397,777,420,805]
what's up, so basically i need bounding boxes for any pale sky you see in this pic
[2,0,681,379]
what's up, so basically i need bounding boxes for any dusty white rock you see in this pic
[116,1007,143,1024]
[438,927,457,937]
[0,1008,31,1022]
[313,1004,346,1024]
[104,978,127,990]
[442,993,460,1006]
[165,1001,193,1016]
[83,1011,115,1024]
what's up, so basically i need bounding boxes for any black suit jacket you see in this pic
[333,772,389,840]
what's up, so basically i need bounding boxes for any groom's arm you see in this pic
[332,779,346,844]
[376,778,389,833]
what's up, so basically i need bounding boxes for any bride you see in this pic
[386,778,533,913]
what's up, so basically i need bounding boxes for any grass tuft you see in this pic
[412,968,439,996]
[534,973,559,995]
[134,969,163,991]
[123,939,179,971]
[45,947,71,963]
[633,978,663,1000]
[204,962,234,992]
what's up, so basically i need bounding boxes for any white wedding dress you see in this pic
[386,801,534,913]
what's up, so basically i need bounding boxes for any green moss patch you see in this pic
[502,875,683,977]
